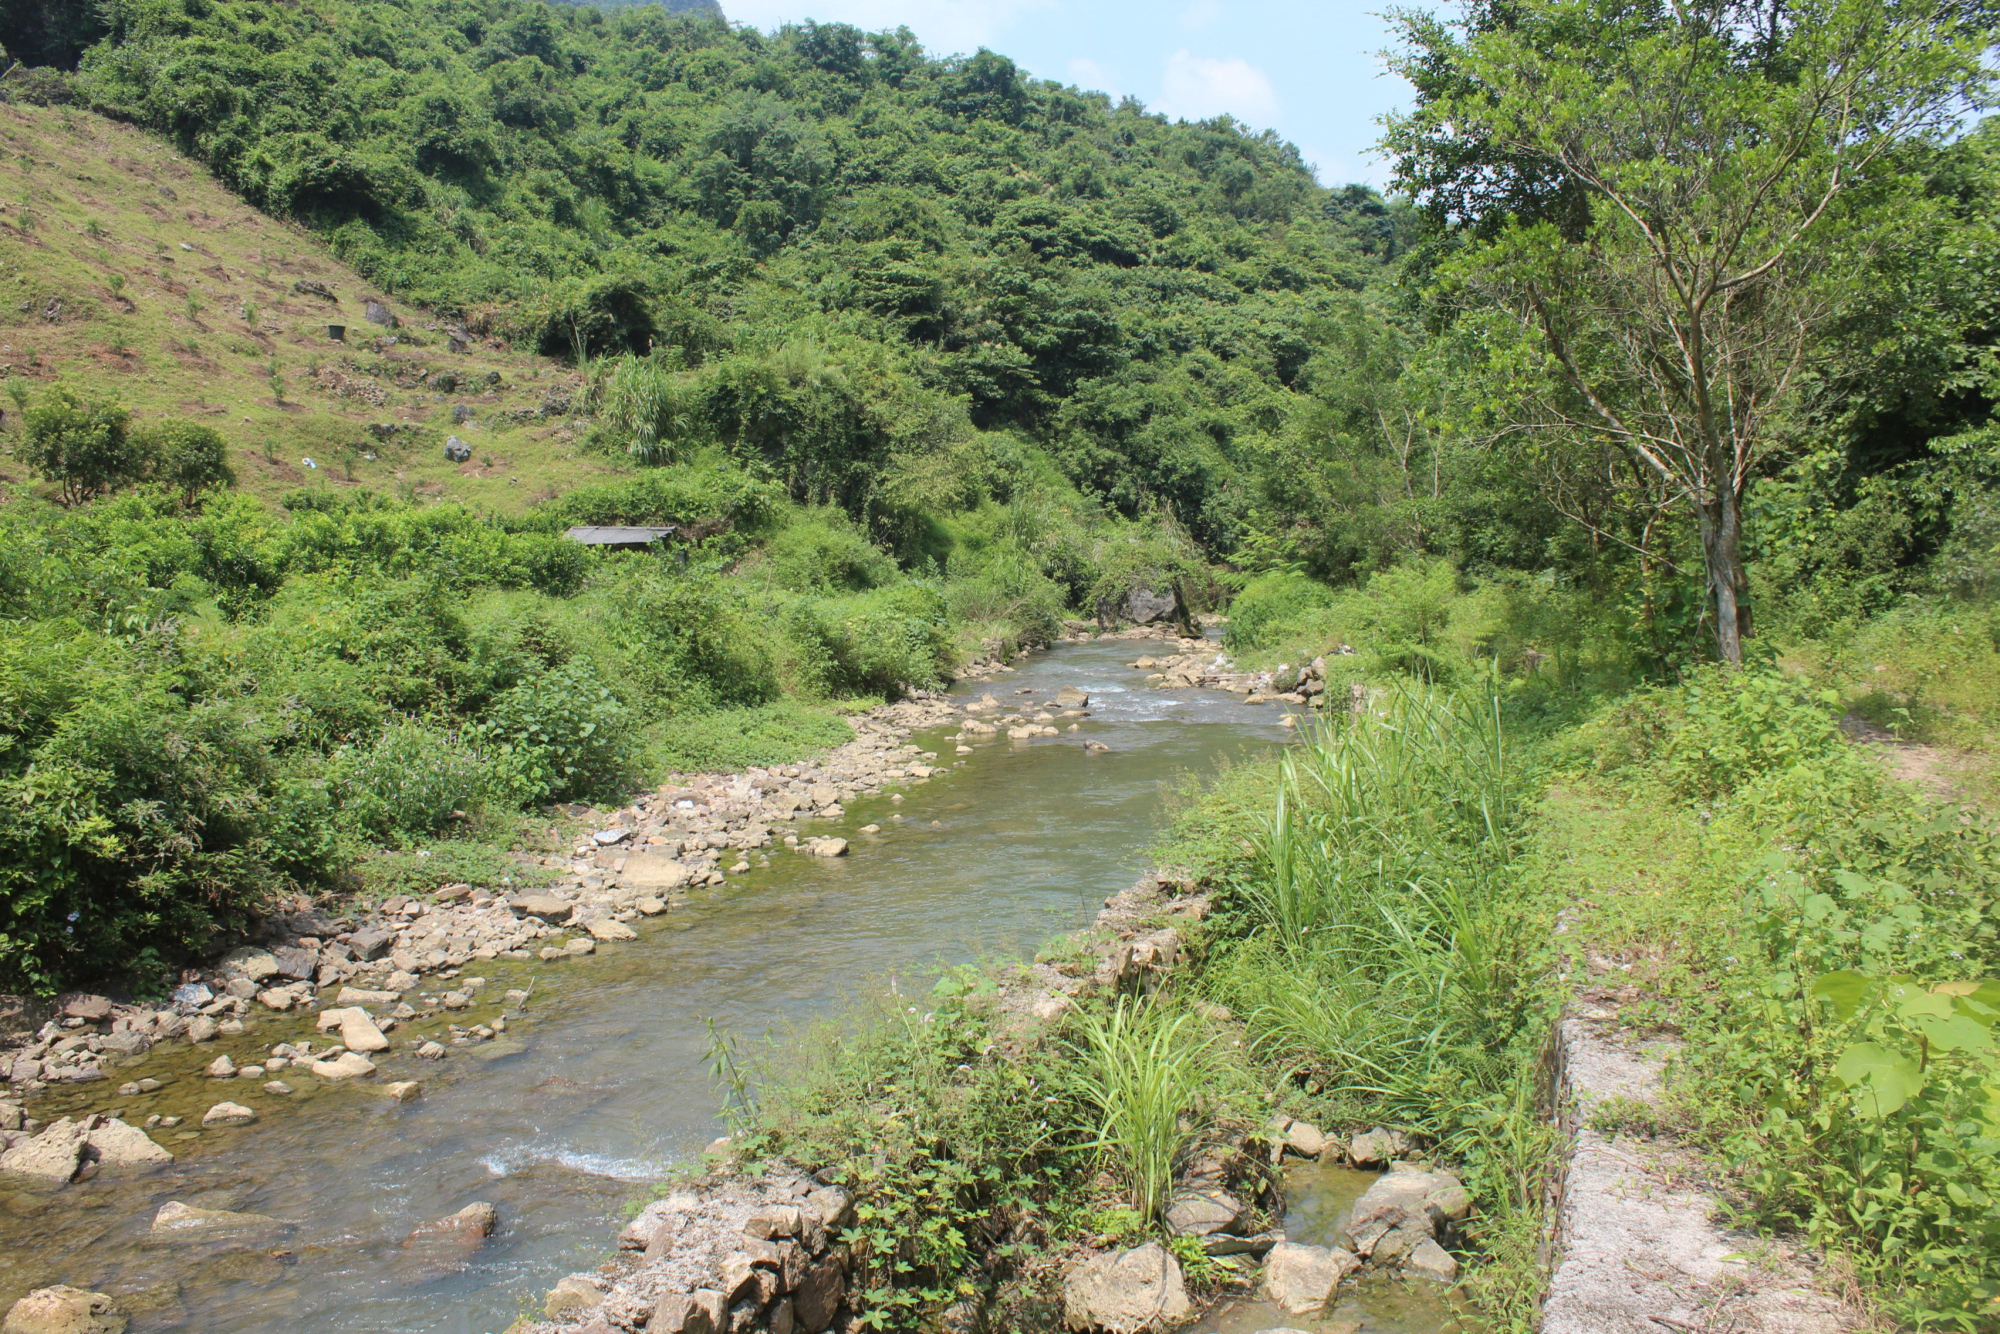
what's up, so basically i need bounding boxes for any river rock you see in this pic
[150,1201,283,1239]
[509,894,570,921]
[81,1118,173,1168]
[58,994,114,1023]
[255,988,296,1011]
[201,1102,257,1127]
[795,1254,845,1329]
[1056,686,1089,706]
[378,1080,421,1101]
[1404,1236,1459,1281]
[1280,1117,1329,1159]
[1347,1164,1469,1263]
[310,1052,376,1080]
[1261,1241,1359,1315]
[206,1055,237,1079]
[543,1276,607,1318]
[620,853,694,893]
[0,1117,88,1180]
[805,838,848,857]
[316,1007,389,1053]
[1061,1242,1193,1333]
[1347,1126,1408,1166]
[185,1016,219,1044]
[652,1291,726,1334]
[218,947,280,982]
[1,1286,126,1334]
[398,1201,497,1281]
[347,927,391,961]
[586,918,638,941]
[416,1042,446,1060]
[336,986,402,1006]
[1164,1188,1243,1238]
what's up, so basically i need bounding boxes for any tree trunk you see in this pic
[1697,488,1751,665]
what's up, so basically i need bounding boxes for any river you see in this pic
[2,639,1300,1334]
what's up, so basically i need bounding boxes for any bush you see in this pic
[474,660,632,805]
[20,385,144,505]
[326,719,487,843]
[761,510,898,594]
[1223,571,1336,653]
[624,568,779,711]
[0,626,277,993]
[134,419,234,505]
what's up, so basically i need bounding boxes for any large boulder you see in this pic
[0,1118,89,1181]
[1261,1241,1359,1315]
[1,1286,126,1334]
[81,1118,173,1169]
[1346,1164,1470,1263]
[1061,1242,1193,1333]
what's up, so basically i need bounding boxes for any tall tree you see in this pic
[1386,0,1994,661]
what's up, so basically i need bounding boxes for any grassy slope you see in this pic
[0,101,624,511]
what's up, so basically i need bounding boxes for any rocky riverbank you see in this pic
[0,628,1205,1183]
[510,866,1472,1334]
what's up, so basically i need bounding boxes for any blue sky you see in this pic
[720,0,1419,186]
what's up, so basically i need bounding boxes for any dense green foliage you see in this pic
[0,455,1003,993]
[13,0,1404,552]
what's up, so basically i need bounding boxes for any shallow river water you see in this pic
[4,640,1313,1334]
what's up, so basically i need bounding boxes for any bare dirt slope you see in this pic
[0,101,624,511]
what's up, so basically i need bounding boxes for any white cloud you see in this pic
[721,0,1053,57]
[1154,50,1281,126]
[1066,57,1121,98]
[1178,0,1223,30]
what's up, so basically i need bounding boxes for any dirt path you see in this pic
[1839,712,1962,800]
[1542,993,1866,1334]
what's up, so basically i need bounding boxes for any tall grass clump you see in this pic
[1204,682,1556,1326]
[1065,997,1219,1224]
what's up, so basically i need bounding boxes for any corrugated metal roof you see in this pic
[562,525,678,546]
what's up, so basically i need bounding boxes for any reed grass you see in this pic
[1065,997,1219,1224]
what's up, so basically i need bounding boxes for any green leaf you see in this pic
[1911,1013,1994,1054]
[1832,1042,1924,1119]
[1811,970,1871,1021]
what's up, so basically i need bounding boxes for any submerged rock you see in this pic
[1,1285,126,1334]
[150,1201,284,1239]
[201,1102,257,1127]
[0,1118,88,1181]
[1061,1242,1193,1333]
[398,1201,498,1282]
[81,1118,173,1169]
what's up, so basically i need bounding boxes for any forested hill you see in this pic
[1,0,1407,550]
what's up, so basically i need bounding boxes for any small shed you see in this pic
[562,525,678,550]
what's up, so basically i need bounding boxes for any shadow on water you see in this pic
[3,640,1298,1334]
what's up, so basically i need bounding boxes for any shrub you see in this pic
[761,510,898,593]
[326,719,487,842]
[474,660,632,805]
[20,385,145,505]
[134,418,234,505]
[0,626,277,993]
[624,568,779,711]
[1223,570,1336,653]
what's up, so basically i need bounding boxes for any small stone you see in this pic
[563,938,596,956]
[1404,1236,1459,1281]
[1347,1126,1409,1166]
[379,1081,421,1101]
[201,1102,257,1127]
[205,1055,237,1079]
[263,1081,293,1095]
[586,918,638,942]
[416,1042,446,1060]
